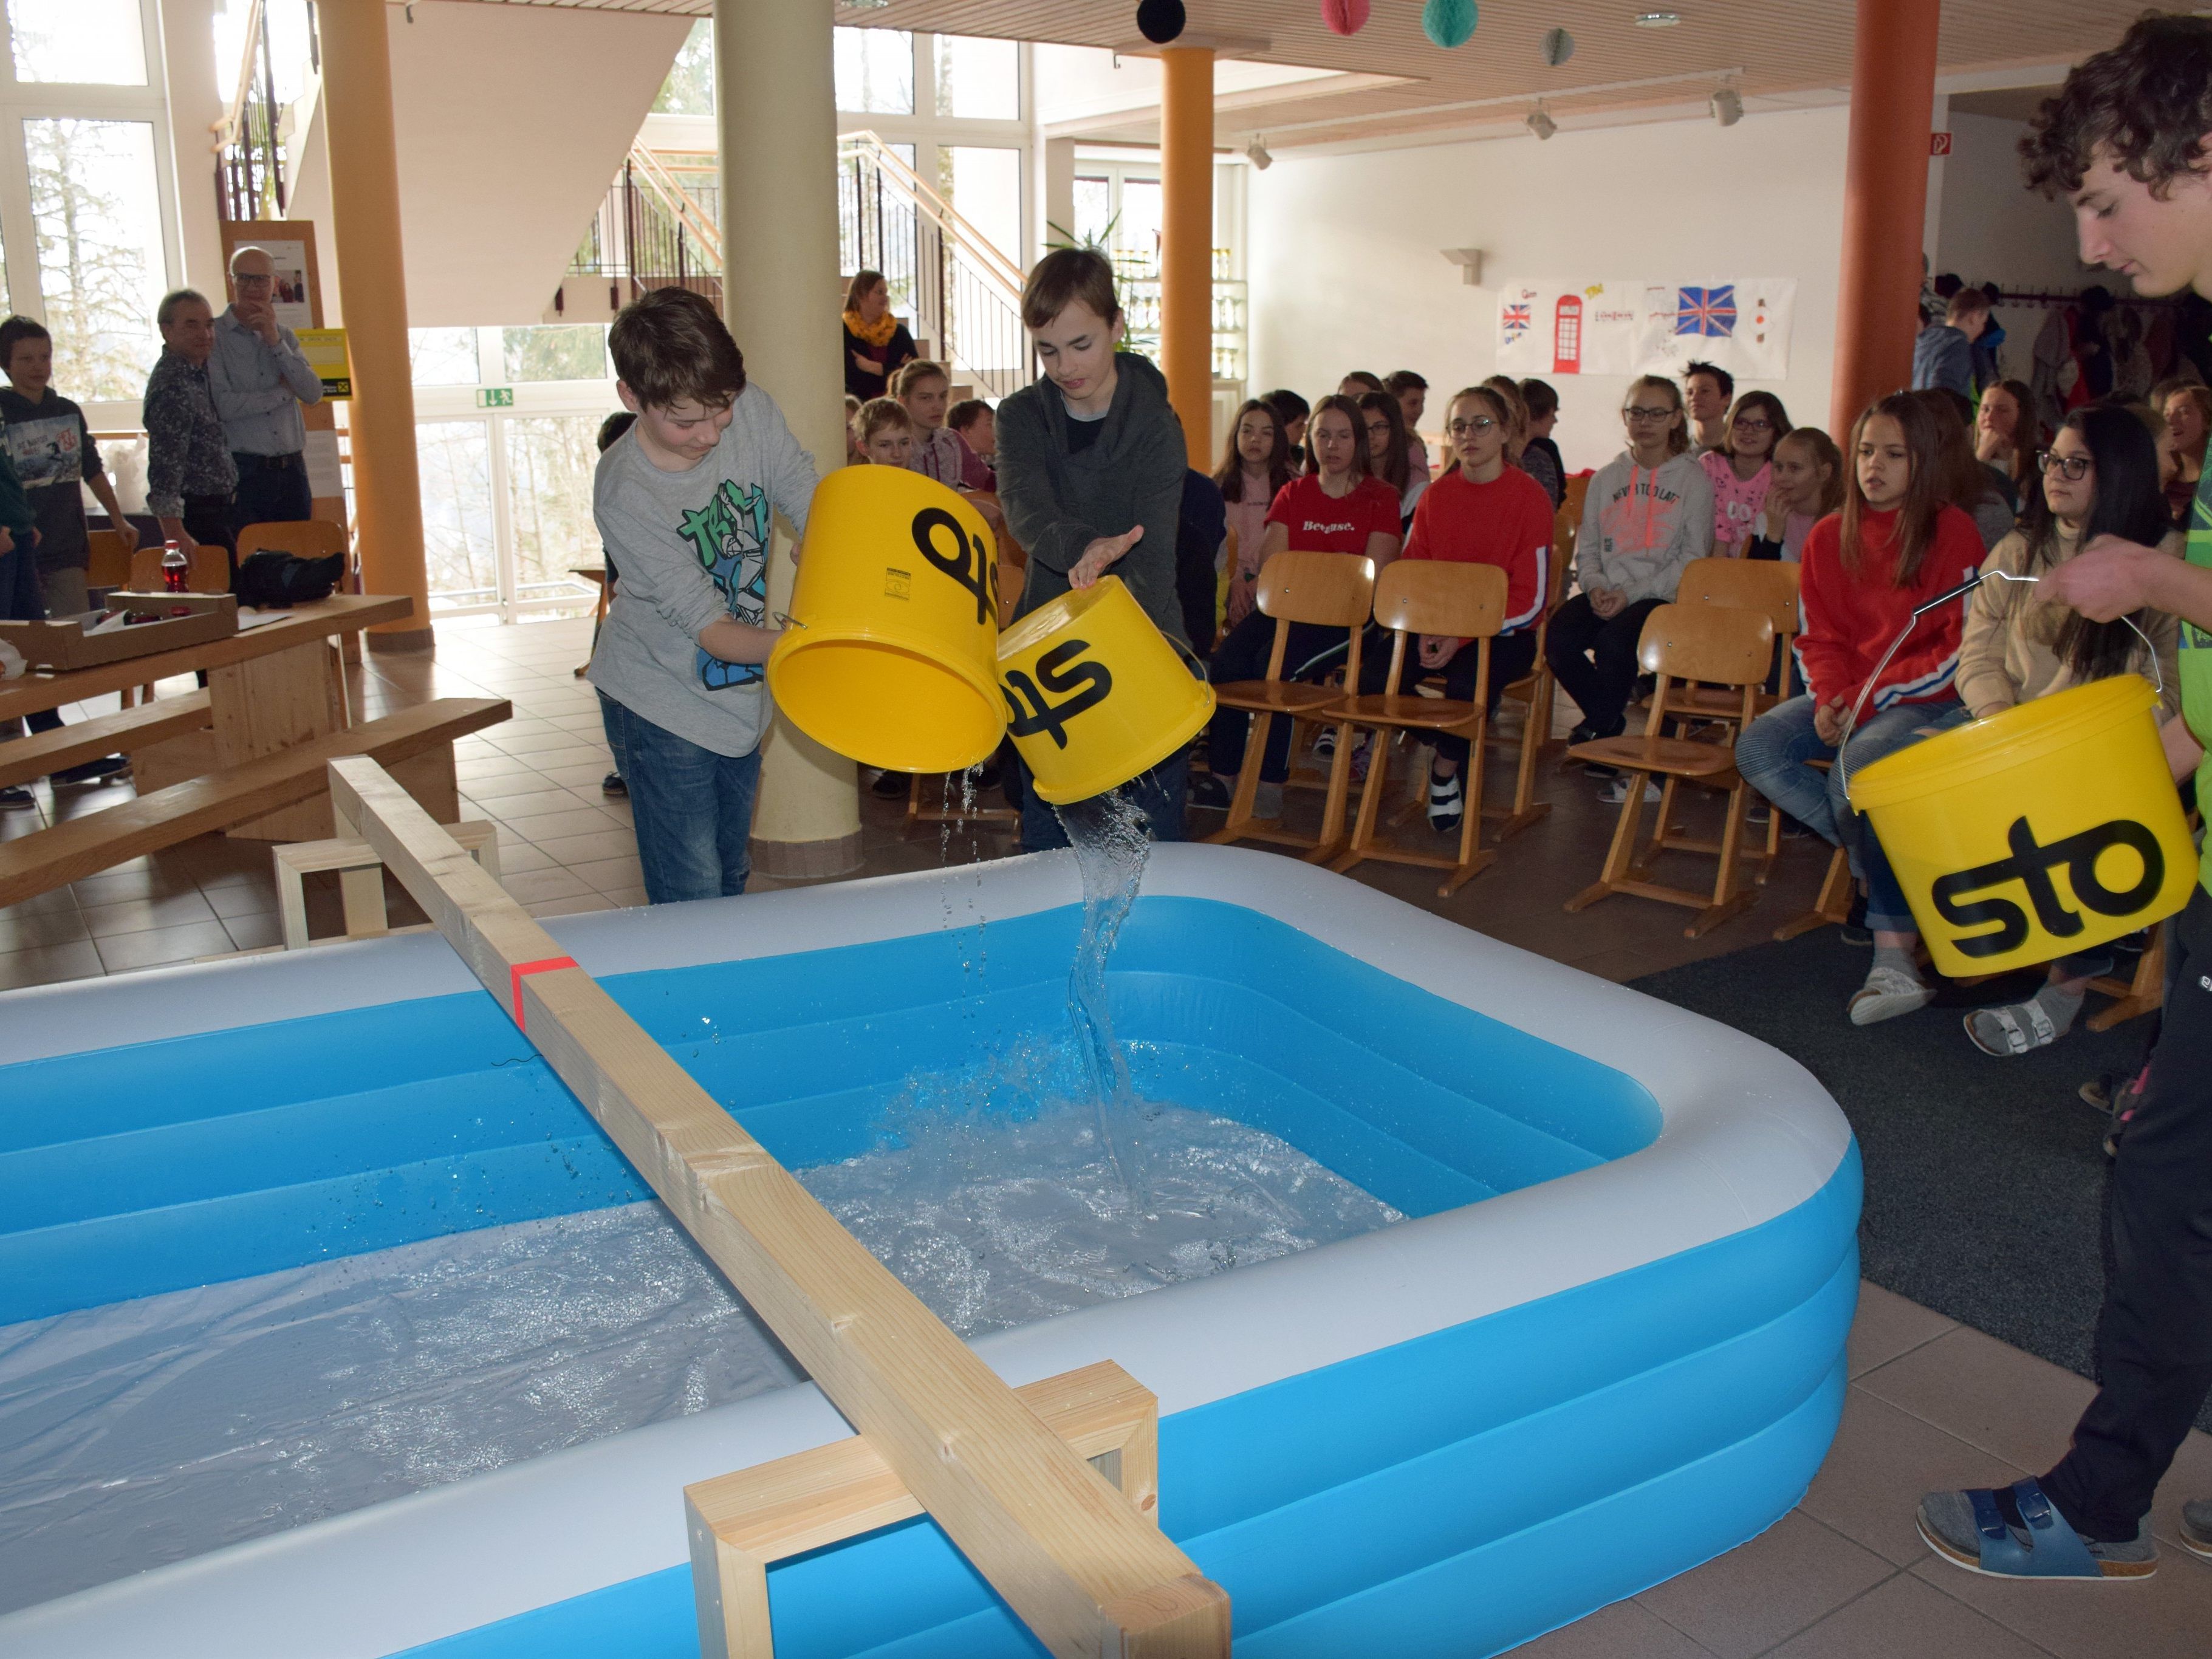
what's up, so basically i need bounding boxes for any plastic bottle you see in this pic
[161,540,188,594]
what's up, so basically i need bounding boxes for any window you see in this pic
[8,0,147,86]
[504,416,603,596]
[942,147,1021,263]
[500,326,607,385]
[934,35,1018,121]
[655,18,714,116]
[409,328,480,388]
[834,26,913,116]
[416,420,498,601]
[25,118,163,400]
[1072,177,1112,248]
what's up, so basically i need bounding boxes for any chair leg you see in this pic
[1567,769,1650,913]
[906,773,923,827]
[1494,675,1552,843]
[1440,720,1496,897]
[1305,719,1358,863]
[1203,710,1274,845]
[2086,929,2167,1033]
[1632,775,1682,880]
[1774,844,1854,941]
[1753,790,1783,885]
[1330,726,1392,875]
[1688,778,1758,937]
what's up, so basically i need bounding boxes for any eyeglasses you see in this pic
[1446,417,1498,435]
[1733,417,1774,433]
[2038,451,2094,481]
[1623,406,1675,422]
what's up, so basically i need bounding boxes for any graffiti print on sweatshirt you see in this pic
[680,479,770,690]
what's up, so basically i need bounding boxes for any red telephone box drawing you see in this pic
[1553,295,1584,374]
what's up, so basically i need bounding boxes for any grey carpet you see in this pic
[1628,931,2207,1428]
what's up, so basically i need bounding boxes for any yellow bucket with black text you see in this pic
[995,575,1214,806]
[1847,674,2194,977]
[765,466,1004,773]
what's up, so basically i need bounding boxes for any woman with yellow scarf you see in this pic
[842,270,918,402]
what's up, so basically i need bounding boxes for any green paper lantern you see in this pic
[1423,0,1477,48]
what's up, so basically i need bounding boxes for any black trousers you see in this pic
[2042,884,2212,1540]
[1544,592,1665,737]
[1206,612,1366,782]
[230,451,312,548]
[182,492,238,589]
[1358,629,1539,765]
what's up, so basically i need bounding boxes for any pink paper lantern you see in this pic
[1321,0,1371,36]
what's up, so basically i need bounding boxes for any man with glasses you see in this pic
[208,245,323,547]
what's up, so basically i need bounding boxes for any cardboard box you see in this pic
[0,592,239,671]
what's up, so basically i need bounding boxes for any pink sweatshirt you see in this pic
[1700,451,1772,555]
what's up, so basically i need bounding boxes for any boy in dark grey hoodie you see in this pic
[993,248,1191,850]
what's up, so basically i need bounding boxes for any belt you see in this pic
[235,451,304,470]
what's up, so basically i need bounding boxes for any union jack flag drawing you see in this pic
[1502,303,1530,343]
[1676,285,1738,338]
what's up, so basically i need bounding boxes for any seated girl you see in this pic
[1745,426,1844,561]
[894,360,994,492]
[1701,392,1791,557]
[1193,394,1400,817]
[1214,397,1295,632]
[1734,392,1986,1026]
[1955,404,2183,1056]
[1357,389,1422,527]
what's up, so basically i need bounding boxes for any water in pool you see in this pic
[0,1045,1402,1612]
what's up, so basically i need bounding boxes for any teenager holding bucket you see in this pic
[1733,392,1984,1025]
[1916,13,2212,1582]
[1954,405,2183,1058]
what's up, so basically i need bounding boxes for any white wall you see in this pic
[1247,106,1849,474]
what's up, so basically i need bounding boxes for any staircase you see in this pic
[555,145,723,320]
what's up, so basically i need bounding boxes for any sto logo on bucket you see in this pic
[1002,640,1113,749]
[909,505,995,626]
[1931,816,2165,959]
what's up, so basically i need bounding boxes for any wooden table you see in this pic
[0,594,419,841]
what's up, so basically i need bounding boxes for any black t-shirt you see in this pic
[0,386,99,574]
[1065,406,1106,455]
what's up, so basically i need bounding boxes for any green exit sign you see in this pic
[476,387,515,408]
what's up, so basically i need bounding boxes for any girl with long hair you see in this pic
[1734,392,1986,1025]
[1746,426,1844,561]
[1916,388,2016,549]
[1954,403,2183,1055]
[1357,389,1422,524]
[1481,374,1560,509]
[1974,377,2041,510]
[1701,391,1793,556]
[840,270,917,400]
[1214,398,1294,630]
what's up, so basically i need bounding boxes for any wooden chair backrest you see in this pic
[1636,603,1775,688]
[1676,557,1800,637]
[1560,472,1592,529]
[1372,559,1505,641]
[1256,549,1375,628]
[237,519,347,561]
[86,530,134,589]
[127,542,230,593]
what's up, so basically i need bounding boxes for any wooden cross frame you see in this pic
[324,758,1229,1659]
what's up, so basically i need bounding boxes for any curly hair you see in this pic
[2021,13,2212,198]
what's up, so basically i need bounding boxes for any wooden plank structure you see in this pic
[325,758,1231,1659]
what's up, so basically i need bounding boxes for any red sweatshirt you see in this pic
[1403,466,1553,634]
[1798,503,1984,714]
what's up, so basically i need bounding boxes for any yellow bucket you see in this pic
[995,575,1215,805]
[765,466,1004,773]
[1847,674,2194,977]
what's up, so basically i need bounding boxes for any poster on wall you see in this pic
[1498,279,1796,380]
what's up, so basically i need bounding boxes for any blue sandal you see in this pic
[1918,1478,2156,1579]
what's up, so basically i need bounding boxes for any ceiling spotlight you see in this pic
[1246,136,1273,170]
[1526,101,1558,141]
[1710,83,1742,126]
[1634,10,1682,26]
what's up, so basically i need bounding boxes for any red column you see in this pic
[1829,0,1942,439]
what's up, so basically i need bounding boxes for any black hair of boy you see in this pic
[947,399,990,434]
[597,410,637,453]
[609,287,744,410]
[1519,378,1560,420]
[1382,369,1428,397]
[1263,388,1310,425]
[1683,360,1734,401]
[0,315,48,369]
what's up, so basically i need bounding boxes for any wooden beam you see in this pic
[687,1360,1161,1659]
[326,759,1230,1659]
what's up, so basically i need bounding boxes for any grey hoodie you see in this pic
[1574,448,1713,606]
[994,351,1190,645]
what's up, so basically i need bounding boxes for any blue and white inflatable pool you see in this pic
[0,845,1857,1657]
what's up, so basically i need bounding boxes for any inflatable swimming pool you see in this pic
[0,844,1857,1657]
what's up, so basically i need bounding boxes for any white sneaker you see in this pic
[1312,728,1337,758]
[1848,965,1937,1027]
[1598,775,1662,805]
[1426,766,1464,832]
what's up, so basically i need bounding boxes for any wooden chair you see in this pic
[905,768,1018,829]
[1201,549,1374,860]
[2086,930,2168,1031]
[236,518,348,564]
[128,541,231,595]
[1656,557,1803,881]
[1482,518,1574,844]
[1327,561,1507,897]
[1564,603,1775,937]
[85,529,135,591]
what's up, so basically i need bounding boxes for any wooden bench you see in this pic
[0,691,214,792]
[0,697,509,908]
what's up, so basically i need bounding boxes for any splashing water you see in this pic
[1053,785,1154,1203]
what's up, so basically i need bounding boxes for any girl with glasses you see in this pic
[1700,391,1793,558]
[1954,404,2182,1056]
[1546,375,1713,752]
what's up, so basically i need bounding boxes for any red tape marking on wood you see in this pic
[508,956,578,1030]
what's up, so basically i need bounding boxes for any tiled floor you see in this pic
[2,614,2207,1654]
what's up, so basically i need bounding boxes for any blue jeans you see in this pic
[1734,693,1967,935]
[597,693,760,904]
[1015,747,1190,853]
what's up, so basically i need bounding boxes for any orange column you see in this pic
[1159,45,1214,468]
[1829,0,1942,440]
[318,0,433,650]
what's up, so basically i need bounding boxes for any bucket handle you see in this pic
[1835,570,2163,804]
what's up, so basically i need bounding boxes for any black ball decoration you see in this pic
[1137,0,1186,45]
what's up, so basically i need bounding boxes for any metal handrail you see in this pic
[627,142,722,269]
[838,129,1026,295]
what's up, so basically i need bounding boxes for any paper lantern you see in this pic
[1136,0,1186,44]
[1541,25,1575,66]
[1423,0,1477,47]
[1321,0,1370,36]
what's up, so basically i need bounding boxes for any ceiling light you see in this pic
[1634,10,1682,26]
[1245,136,1273,170]
[1710,84,1742,126]
[1526,101,1557,141]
